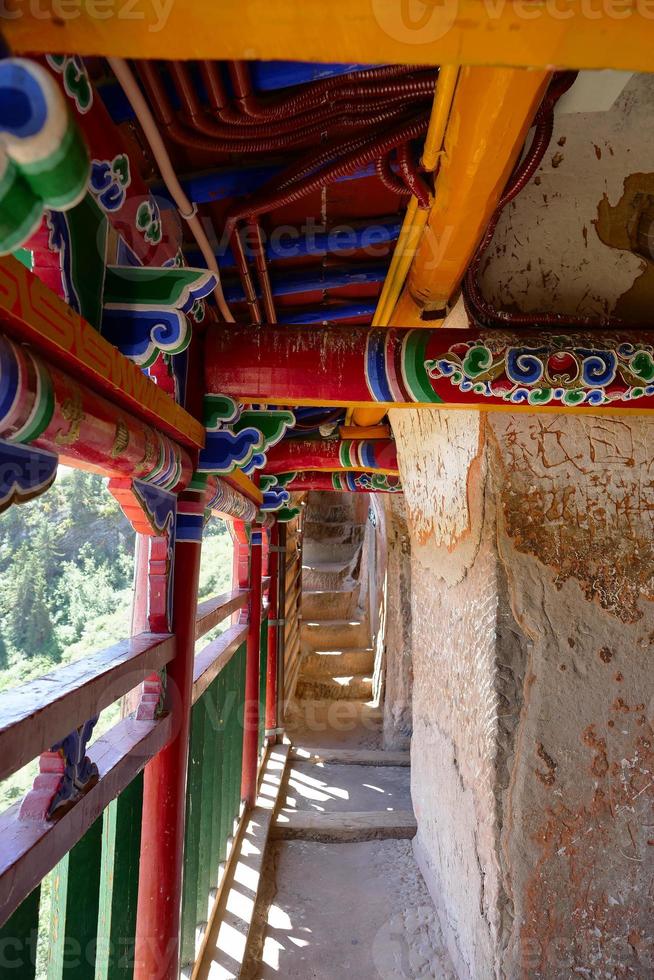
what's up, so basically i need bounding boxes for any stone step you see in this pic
[306,501,358,524]
[301,618,370,650]
[302,540,363,565]
[290,747,411,767]
[272,810,417,842]
[301,588,359,620]
[281,762,412,814]
[303,520,365,544]
[302,560,355,591]
[295,672,373,701]
[301,647,374,677]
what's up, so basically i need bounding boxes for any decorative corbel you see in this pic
[0,439,58,513]
[198,395,295,476]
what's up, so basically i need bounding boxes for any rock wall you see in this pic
[389,408,654,979]
[381,495,413,750]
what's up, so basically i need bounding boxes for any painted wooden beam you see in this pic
[0,633,175,783]
[278,471,402,493]
[0,332,193,490]
[205,323,654,415]
[390,66,549,323]
[264,438,399,475]
[222,469,264,506]
[0,255,204,449]
[5,2,654,72]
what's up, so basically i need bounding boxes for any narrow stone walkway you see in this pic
[243,493,455,980]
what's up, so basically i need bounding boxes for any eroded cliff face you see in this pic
[389,408,654,980]
[381,495,413,750]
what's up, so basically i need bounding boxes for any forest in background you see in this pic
[0,467,233,809]
[0,468,234,976]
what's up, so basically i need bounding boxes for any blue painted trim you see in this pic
[185,221,401,269]
[163,159,399,206]
[251,61,377,91]
[222,262,387,303]
[278,302,376,325]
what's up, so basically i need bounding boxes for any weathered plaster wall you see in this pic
[389,407,654,979]
[479,72,654,323]
[489,414,654,978]
[390,408,502,979]
[381,495,413,750]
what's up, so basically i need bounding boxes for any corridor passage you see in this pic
[244,494,455,979]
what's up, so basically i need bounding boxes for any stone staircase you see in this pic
[295,493,374,704]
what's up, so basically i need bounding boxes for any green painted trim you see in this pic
[403,331,443,404]
[103,266,212,308]
[22,121,89,211]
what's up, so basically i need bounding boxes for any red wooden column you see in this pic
[265,521,280,744]
[133,495,204,980]
[242,526,263,807]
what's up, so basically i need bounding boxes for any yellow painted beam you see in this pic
[5,1,654,71]
[222,469,263,505]
[339,425,391,440]
[389,65,549,324]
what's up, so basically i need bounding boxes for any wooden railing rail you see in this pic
[195,588,249,640]
[0,713,172,925]
[0,632,176,783]
[192,624,248,704]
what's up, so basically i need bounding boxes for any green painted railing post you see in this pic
[95,774,144,980]
[0,884,40,978]
[209,669,225,889]
[48,818,103,978]
[196,694,215,928]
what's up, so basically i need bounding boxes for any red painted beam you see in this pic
[205,323,654,415]
[282,471,402,493]
[0,333,193,490]
[264,438,398,474]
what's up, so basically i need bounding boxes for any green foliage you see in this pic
[0,468,136,682]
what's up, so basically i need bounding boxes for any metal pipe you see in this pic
[397,142,431,208]
[226,111,431,223]
[376,153,409,197]
[108,58,235,323]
